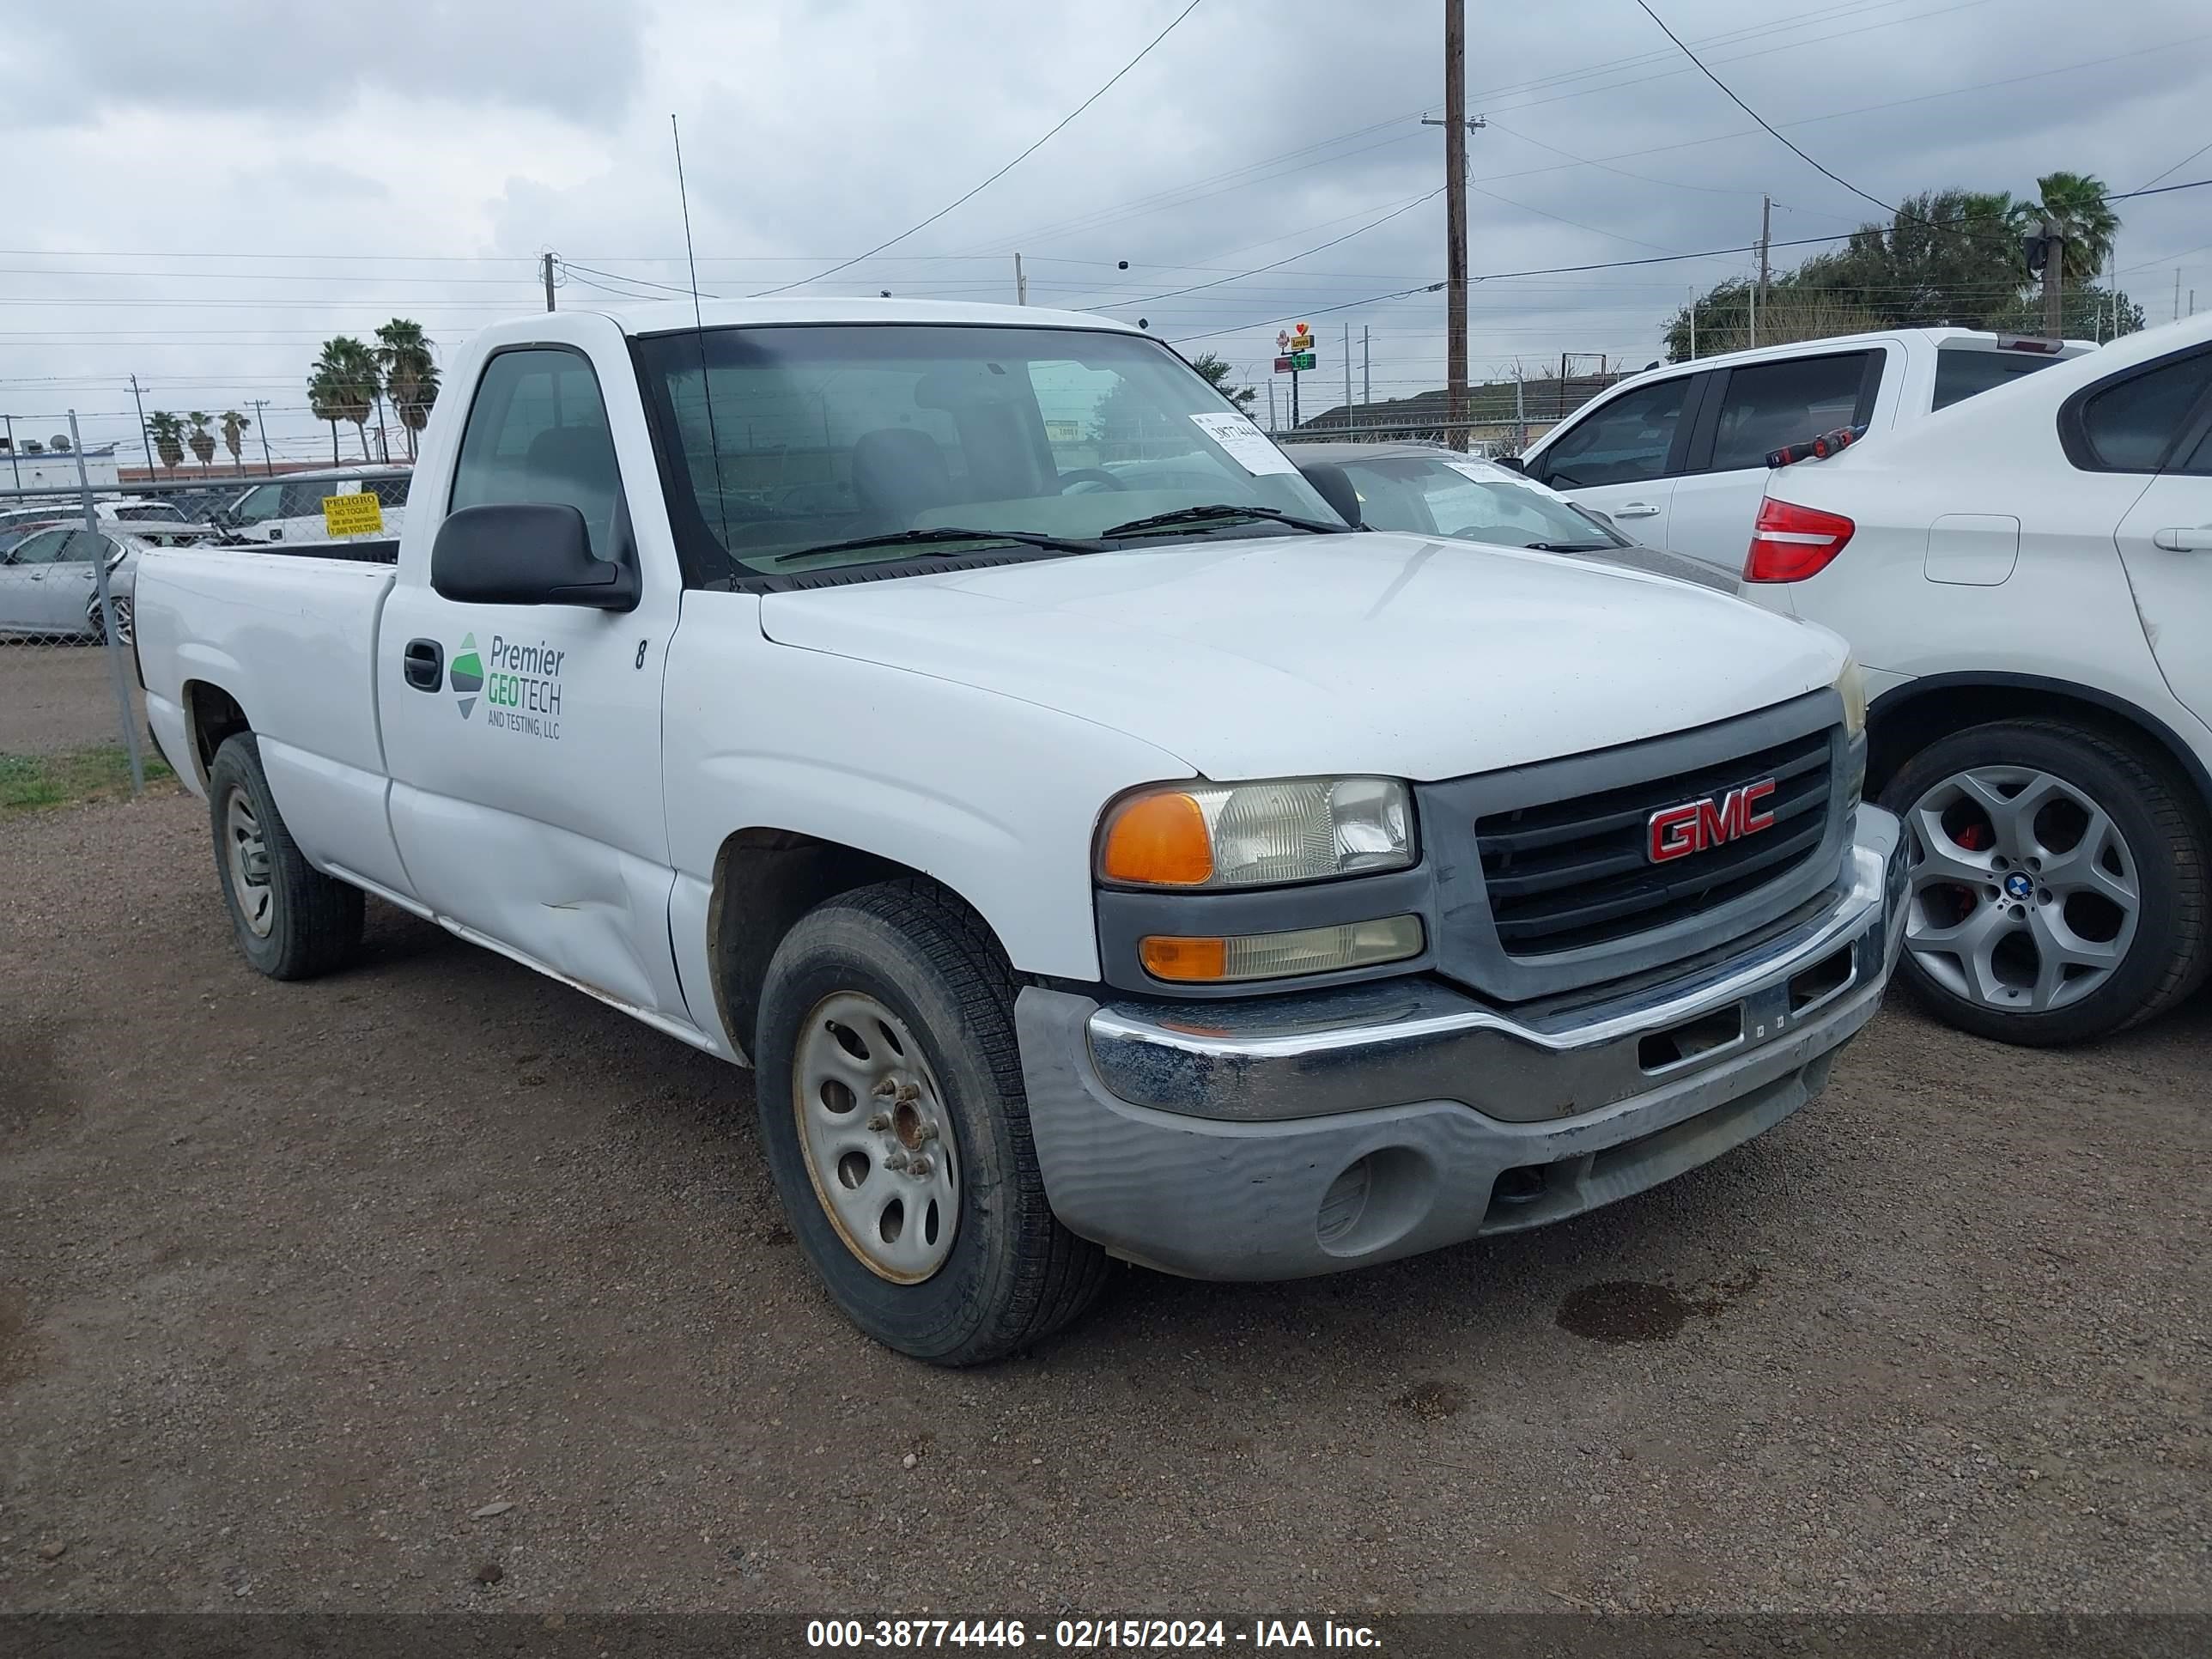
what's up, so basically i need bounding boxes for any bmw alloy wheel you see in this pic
[1901,765,2140,1014]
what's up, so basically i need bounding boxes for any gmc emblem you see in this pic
[1647,778,1778,863]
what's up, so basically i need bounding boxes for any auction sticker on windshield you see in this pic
[1188,412,1297,476]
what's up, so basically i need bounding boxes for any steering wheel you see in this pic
[1055,468,1128,494]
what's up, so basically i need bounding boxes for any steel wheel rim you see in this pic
[1902,764,2139,1015]
[224,788,276,939]
[793,991,959,1284]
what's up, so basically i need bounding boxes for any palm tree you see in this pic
[186,411,217,470]
[144,411,185,473]
[2011,171,2119,289]
[374,319,440,463]
[311,337,380,462]
[220,410,252,476]
[307,367,343,464]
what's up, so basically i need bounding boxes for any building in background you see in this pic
[0,440,120,491]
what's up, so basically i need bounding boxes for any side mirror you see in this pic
[1296,461,1364,530]
[431,502,640,611]
[1493,454,1528,475]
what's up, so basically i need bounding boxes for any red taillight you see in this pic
[1745,496,1855,583]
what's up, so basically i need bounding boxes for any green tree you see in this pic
[144,411,185,472]
[1188,351,1257,415]
[2011,171,2118,289]
[220,410,252,475]
[1987,282,2145,342]
[374,319,440,462]
[311,337,380,462]
[186,411,217,470]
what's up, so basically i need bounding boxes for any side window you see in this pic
[10,530,71,565]
[1535,378,1690,488]
[279,483,329,519]
[368,478,410,508]
[2178,421,2212,477]
[235,483,282,523]
[2069,353,2212,472]
[1705,352,1874,472]
[448,349,622,556]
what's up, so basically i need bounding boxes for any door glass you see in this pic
[236,483,282,522]
[2078,355,2212,471]
[449,349,623,556]
[1707,353,1872,471]
[1932,347,2069,410]
[9,530,72,565]
[1536,379,1689,488]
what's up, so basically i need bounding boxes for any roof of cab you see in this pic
[568,295,1143,337]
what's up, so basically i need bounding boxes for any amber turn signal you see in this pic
[1100,791,1214,886]
[1138,935,1230,981]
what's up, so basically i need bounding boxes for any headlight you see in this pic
[1835,653,1867,741]
[1098,776,1414,889]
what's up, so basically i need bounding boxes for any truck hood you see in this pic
[757,532,1844,781]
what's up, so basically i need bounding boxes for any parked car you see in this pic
[216,466,410,545]
[0,525,200,643]
[135,297,1904,1364]
[1740,313,2212,1045]
[1290,440,1737,592]
[1517,328,2096,574]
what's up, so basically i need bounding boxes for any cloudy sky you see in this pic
[2,0,2208,468]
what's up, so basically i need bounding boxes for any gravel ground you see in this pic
[0,645,146,757]
[2,791,2206,1615]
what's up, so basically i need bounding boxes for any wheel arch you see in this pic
[180,678,253,791]
[705,828,1011,1062]
[1867,673,2212,819]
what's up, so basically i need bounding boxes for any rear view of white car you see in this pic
[1743,314,2212,1045]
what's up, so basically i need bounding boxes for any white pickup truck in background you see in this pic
[1518,327,2094,574]
[134,298,1905,1364]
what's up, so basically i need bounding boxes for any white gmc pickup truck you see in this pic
[136,299,1905,1364]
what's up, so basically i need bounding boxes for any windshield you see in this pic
[1336,454,1632,550]
[635,325,1343,579]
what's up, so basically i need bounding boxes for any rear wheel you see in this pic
[1879,719,2208,1044]
[206,733,363,980]
[753,879,1109,1364]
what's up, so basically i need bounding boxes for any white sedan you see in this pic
[1742,313,2212,1045]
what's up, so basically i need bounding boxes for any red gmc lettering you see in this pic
[1647,778,1778,863]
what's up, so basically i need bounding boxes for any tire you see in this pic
[754,878,1110,1364]
[85,595,131,647]
[1879,718,2209,1045]
[206,732,364,981]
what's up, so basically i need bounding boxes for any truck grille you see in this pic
[1475,726,1835,957]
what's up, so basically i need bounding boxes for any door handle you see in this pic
[2152,526,2212,552]
[1613,501,1661,518]
[403,637,444,691]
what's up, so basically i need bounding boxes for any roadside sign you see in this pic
[1274,352,1316,373]
[322,491,383,538]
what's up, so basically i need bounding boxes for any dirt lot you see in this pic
[0,645,146,757]
[3,791,2207,1615]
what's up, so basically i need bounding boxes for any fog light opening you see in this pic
[1313,1146,1436,1259]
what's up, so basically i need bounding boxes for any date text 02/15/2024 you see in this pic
[805,1620,1382,1650]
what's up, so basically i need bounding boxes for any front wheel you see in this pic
[1879,719,2209,1045]
[753,880,1109,1364]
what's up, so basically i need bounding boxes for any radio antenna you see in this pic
[672,112,729,546]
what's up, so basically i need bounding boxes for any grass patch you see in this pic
[0,744,175,816]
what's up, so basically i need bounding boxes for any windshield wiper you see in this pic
[767,526,1105,566]
[1100,503,1349,538]
[1524,540,1619,553]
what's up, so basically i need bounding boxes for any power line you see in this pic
[2137,138,2212,193]
[750,0,1207,296]
[1121,190,1445,307]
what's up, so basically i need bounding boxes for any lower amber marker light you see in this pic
[1139,915,1424,984]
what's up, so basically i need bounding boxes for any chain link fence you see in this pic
[0,426,411,808]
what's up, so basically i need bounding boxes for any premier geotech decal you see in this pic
[455,631,564,740]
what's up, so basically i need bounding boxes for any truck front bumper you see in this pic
[1015,805,1905,1281]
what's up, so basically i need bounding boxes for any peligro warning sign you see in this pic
[322,492,384,538]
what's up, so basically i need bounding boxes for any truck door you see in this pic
[377,339,689,1018]
[2103,348,2212,726]
[1524,373,1696,553]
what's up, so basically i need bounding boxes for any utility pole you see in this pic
[1344,322,1353,427]
[2178,269,2185,323]
[1512,367,1526,454]
[1,414,16,489]
[1437,0,1468,451]
[247,398,275,475]
[1363,326,1371,410]
[1291,364,1301,430]
[1687,286,1698,359]
[2042,217,2064,342]
[130,374,155,477]
[1014,253,1028,305]
[1267,376,1277,434]
[1758,193,1771,326]
[543,252,557,313]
